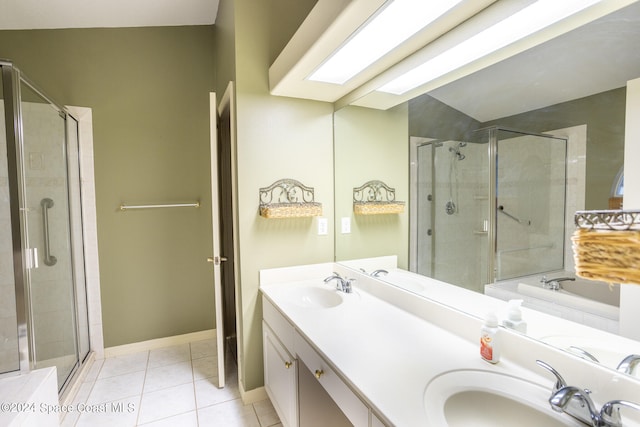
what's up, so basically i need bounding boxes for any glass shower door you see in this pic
[414,139,490,292]
[494,129,567,280]
[19,80,80,388]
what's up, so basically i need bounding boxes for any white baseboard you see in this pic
[240,384,268,404]
[103,329,216,358]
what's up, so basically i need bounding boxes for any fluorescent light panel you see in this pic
[307,0,464,85]
[377,0,602,95]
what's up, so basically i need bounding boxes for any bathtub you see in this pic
[0,368,59,426]
[485,271,620,333]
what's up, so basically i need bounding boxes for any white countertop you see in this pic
[260,274,566,426]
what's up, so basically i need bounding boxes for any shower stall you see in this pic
[410,127,567,293]
[1,60,90,394]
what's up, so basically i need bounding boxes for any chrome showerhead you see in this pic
[448,144,465,160]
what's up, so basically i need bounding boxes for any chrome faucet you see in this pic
[600,400,640,427]
[549,385,601,426]
[617,354,640,375]
[569,346,600,363]
[537,360,640,427]
[550,387,640,427]
[540,275,575,291]
[359,268,389,277]
[324,272,354,293]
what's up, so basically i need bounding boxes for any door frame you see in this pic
[211,82,242,387]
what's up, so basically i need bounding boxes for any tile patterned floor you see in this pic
[61,339,282,427]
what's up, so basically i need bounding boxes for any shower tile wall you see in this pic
[0,104,20,374]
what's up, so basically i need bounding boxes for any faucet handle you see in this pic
[324,272,341,282]
[371,269,389,277]
[536,360,567,392]
[600,400,640,427]
[616,354,640,374]
[540,275,547,284]
[344,278,355,293]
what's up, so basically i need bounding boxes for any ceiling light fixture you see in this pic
[377,0,602,95]
[307,0,464,85]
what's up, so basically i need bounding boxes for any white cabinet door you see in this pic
[294,331,369,427]
[263,322,298,427]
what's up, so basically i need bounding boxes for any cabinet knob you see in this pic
[314,369,324,379]
[284,361,292,369]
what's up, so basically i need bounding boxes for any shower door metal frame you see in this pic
[409,137,439,275]
[1,60,89,391]
[486,126,569,284]
[2,61,30,373]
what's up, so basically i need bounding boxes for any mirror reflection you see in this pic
[334,2,640,377]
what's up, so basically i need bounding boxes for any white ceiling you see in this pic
[428,2,640,122]
[0,0,220,29]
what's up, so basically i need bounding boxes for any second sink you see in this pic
[424,369,584,426]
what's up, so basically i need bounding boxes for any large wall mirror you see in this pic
[334,2,640,378]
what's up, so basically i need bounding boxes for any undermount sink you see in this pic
[424,370,584,427]
[287,286,344,309]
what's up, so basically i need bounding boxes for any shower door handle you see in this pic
[41,198,57,266]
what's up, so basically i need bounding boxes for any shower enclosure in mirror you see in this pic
[1,60,90,394]
[411,126,567,292]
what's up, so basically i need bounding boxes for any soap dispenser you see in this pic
[480,312,500,364]
[503,299,527,334]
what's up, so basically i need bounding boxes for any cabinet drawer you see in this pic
[263,295,295,354]
[294,331,369,427]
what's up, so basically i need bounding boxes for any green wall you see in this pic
[231,0,333,392]
[410,89,626,210]
[0,26,217,346]
[334,104,409,266]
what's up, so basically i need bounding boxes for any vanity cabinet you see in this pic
[262,296,388,427]
[263,298,298,427]
[294,332,369,427]
[263,322,298,427]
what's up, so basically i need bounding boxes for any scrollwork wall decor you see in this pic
[353,180,405,215]
[259,179,322,218]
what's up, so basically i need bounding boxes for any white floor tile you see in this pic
[70,380,94,406]
[98,351,148,379]
[197,399,261,427]
[68,340,280,426]
[137,382,196,425]
[87,370,145,405]
[75,395,140,427]
[190,339,217,360]
[253,399,280,427]
[137,410,198,426]
[143,361,193,393]
[147,344,191,369]
[192,356,217,380]
[194,377,240,409]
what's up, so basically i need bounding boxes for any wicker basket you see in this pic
[353,201,405,215]
[572,210,640,284]
[259,202,322,219]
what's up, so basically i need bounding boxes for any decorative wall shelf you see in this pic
[259,179,322,219]
[353,180,405,215]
